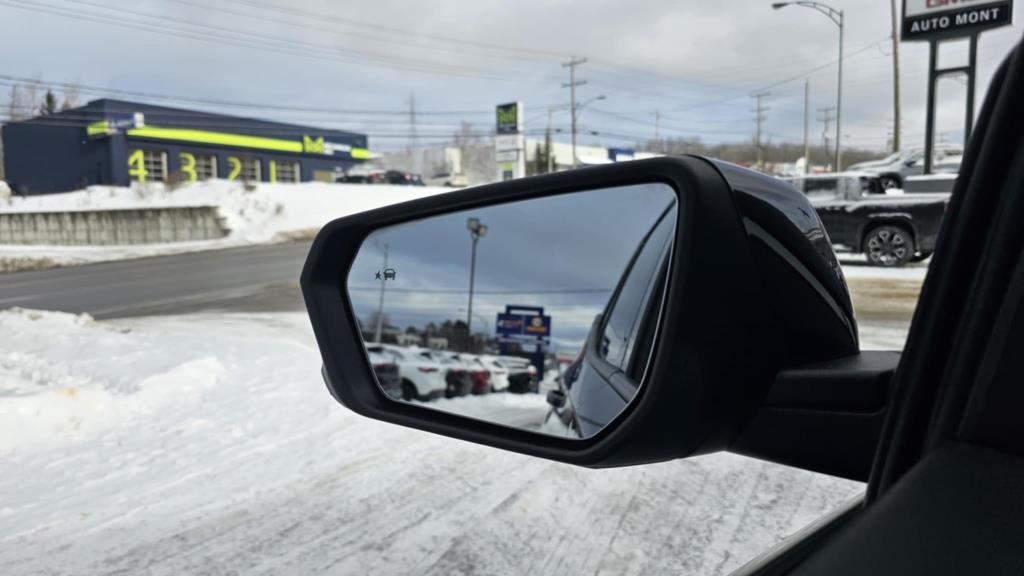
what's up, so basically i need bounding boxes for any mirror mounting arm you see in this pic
[729,351,900,482]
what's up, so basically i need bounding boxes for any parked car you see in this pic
[337,168,425,186]
[424,350,474,398]
[784,172,948,266]
[847,145,962,189]
[425,172,469,188]
[453,353,492,395]
[382,170,425,186]
[501,356,539,394]
[365,344,447,401]
[367,350,402,400]
[477,355,511,392]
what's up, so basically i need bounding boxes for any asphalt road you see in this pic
[0,242,311,319]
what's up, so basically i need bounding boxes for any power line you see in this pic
[0,0,530,81]
[0,74,492,116]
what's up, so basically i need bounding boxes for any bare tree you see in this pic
[21,80,40,119]
[5,85,29,122]
[61,82,80,111]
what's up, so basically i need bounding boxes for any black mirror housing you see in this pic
[302,156,858,468]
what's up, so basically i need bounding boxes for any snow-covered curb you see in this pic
[0,180,451,270]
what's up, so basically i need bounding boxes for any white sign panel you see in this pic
[902,0,1012,40]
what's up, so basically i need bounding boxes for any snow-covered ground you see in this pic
[0,308,885,576]
[0,181,448,269]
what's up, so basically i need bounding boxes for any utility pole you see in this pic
[818,106,836,170]
[407,92,418,173]
[803,79,811,175]
[653,109,661,142]
[546,107,555,173]
[836,8,844,171]
[562,56,587,169]
[890,0,902,153]
[753,91,770,170]
[373,243,389,343]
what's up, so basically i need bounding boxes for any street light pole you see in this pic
[772,1,844,171]
[890,0,902,153]
[803,78,811,174]
[836,8,844,171]
[466,217,487,351]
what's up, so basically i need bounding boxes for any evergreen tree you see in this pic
[39,89,57,115]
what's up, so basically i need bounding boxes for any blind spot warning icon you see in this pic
[376,268,397,280]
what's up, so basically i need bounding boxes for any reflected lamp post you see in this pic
[466,217,488,351]
[373,242,389,343]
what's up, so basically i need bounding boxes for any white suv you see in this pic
[365,344,447,401]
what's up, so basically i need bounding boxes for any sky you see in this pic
[1,0,1021,154]
[347,184,678,352]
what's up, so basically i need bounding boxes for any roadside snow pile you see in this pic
[0,180,449,269]
[0,309,868,576]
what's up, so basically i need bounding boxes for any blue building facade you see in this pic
[1,99,370,195]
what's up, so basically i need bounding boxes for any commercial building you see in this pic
[1,99,371,195]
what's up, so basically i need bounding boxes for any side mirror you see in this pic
[546,389,567,409]
[303,157,871,473]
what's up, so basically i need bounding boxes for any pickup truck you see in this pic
[783,172,949,267]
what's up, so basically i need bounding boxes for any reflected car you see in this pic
[424,350,474,398]
[500,356,539,394]
[368,350,402,400]
[366,344,447,401]
[477,355,512,392]
[454,354,492,395]
[544,201,675,438]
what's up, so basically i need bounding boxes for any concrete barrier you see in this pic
[0,206,229,245]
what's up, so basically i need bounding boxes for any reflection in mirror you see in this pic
[347,184,678,439]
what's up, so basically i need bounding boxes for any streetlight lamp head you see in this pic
[477,225,489,238]
[467,217,480,231]
[772,2,790,9]
[596,94,607,101]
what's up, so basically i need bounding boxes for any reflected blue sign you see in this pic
[496,305,551,339]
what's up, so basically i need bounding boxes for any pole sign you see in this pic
[496,305,551,340]
[495,101,526,182]
[496,305,551,378]
[495,102,522,135]
[902,0,1012,41]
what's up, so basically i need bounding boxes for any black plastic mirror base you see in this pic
[730,351,900,482]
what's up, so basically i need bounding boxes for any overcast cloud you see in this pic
[1,0,1021,152]
[347,184,677,350]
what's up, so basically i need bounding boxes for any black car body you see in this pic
[784,172,948,266]
[544,161,854,438]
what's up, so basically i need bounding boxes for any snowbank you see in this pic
[0,308,872,575]
[0,180,450,269]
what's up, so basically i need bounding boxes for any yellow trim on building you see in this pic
[86,120,111,137]
[123,125,371,160]
[126,126,303,153]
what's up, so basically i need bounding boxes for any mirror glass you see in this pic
[347,184,677,439]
